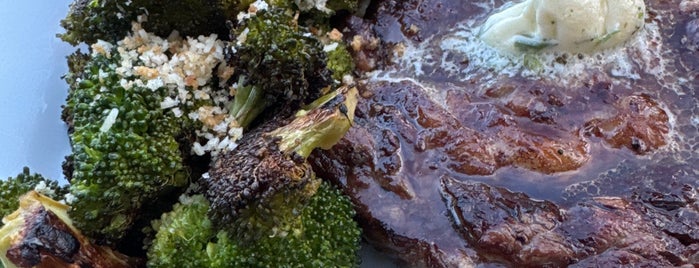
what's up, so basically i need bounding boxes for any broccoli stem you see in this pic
[229,82,267,128]
[0,192,139,268]
[204,85,359,242]
[269,86,358,158]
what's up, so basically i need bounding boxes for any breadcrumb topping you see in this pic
[101,20,245,158]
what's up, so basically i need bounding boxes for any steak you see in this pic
[311,0,699,266]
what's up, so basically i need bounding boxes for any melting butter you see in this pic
[479,0,645,54]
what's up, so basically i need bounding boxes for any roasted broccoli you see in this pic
[59,0,132,45]
[0,168,67,225]
[247,180,361,267]
[223,0,295,16]
[65,48,188,243]
[148,181,360,267]
[226,6,333,128]
[326,41,355,81]
[294,0,359,15]
[324,0,359,13]
[63,22,228,242]
[204,86,357,243]
[146,194,235,267]
[223,0,359,17]
[59,0,228,46]
[0,191,140,268]
[148,85,361,268]
[51,0,365,265]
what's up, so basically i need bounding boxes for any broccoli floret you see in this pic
[295,0,359,14]
[58,0,133,46]
[65,49,188,242]
[222,0,294,17]
[324,0,359,13]
[204,86,357,243]
[61,50,90,133]
[59,0,228,46]
[0,168,67,224]
[62,18,231,243]
[326,42,355,81]
[0,191,140,268]
[249,181,361,267]
[221,0,250,18]
[146,194,235,267]
[226,7,333,128]
[147,181,360,267]
[62,15,233,242]
[226,0,358,16]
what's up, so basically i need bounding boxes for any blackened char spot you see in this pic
[6,207,79,267]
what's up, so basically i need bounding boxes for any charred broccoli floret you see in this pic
[204,86,357,243]
[61,51,90,133]
[226,6,333,128]
[59,0,228,46]
[147,181,360,267]
[0,168,67,224]
[0,191,140,268]
[59,0,132,45]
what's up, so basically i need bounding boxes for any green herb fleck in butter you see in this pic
[479,0,645,54]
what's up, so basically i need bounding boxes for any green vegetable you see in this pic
[0,168,67,225]
[324,0,359,13]
[0,192,139,268]
[221,0,254,18]
[513,35,558,53]
[595,30,620,46]
[295,0,359,15]
[146,194,227,267]
[59,0,227,46]
[226,7,333,128]
[147,181,361,267]
[63,48,189,242]
[59,0,132,45]
[51,2,363,266]
[326,42,355,81]
[227,77,266,129]
[204,86,357,243]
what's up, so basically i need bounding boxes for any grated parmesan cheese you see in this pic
[323,42,340,52]
[102,19,252,159]
[99,108,119,133]
[33,181,56,197]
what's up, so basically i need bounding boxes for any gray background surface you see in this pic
[0,0,74,182]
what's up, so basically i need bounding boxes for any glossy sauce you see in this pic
[313,0,698,266]
[365,0,696,201]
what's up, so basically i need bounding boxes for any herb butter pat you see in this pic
[479,0,646,54]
